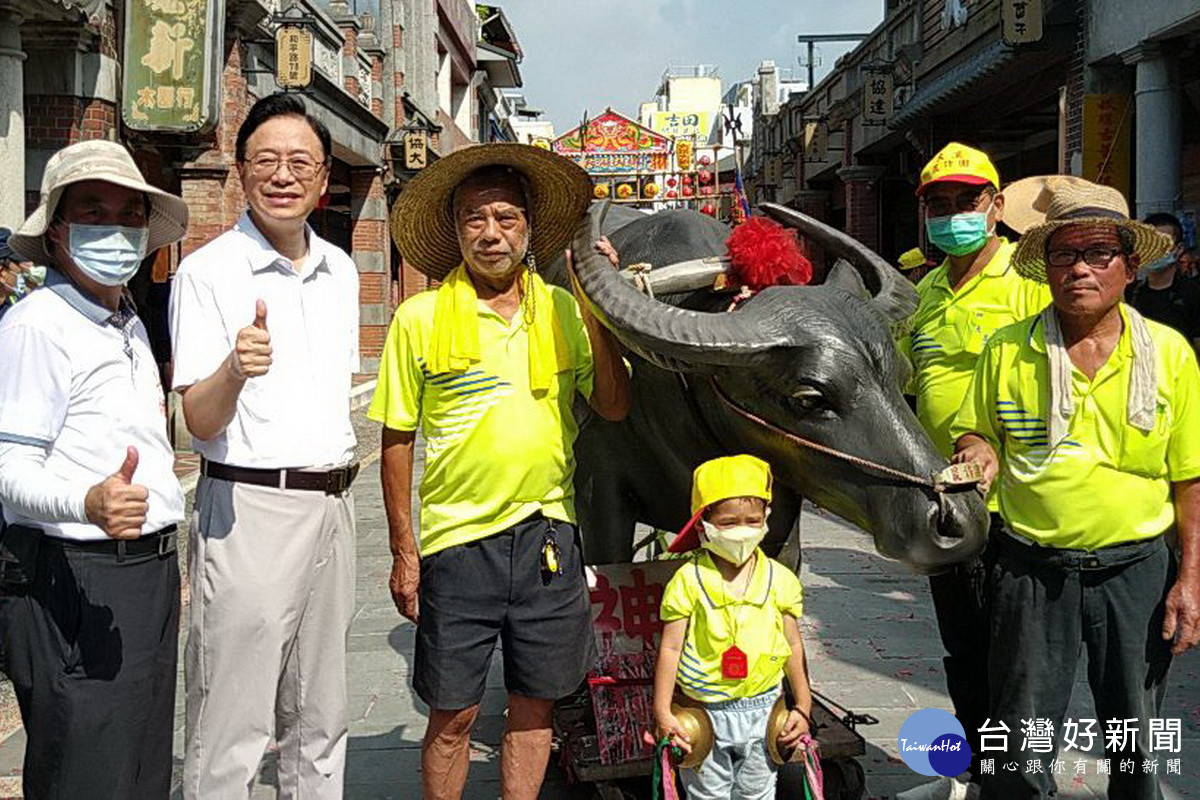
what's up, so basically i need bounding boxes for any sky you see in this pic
[498,0,888,134]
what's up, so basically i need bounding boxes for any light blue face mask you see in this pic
[1144,253,1177,273]
[67,224,148,287]
[925,201,994,257]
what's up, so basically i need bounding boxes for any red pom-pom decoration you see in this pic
[724,216,813,291]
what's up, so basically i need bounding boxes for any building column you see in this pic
[351,167,389,375]
[0,4,25,229]
[838,165,884,255]
[1130,44,1181,216]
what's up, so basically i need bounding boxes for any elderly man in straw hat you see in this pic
[951,177,1200,799]
[371,143,630,799]
[0,139,188,797]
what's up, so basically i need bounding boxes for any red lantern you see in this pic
[698,170,712,184]
[682,186,695,198]
[666,176,677,188]
[700,186,714,196]
[699,154,712,166]
[666,189,678,199]
[682,174,693,186]
[700,203,716,216]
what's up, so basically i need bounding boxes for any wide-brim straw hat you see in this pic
[390,142,593,280]
[997,175,1051,234]
[1011,176,1173,283]
[10,139,188,263]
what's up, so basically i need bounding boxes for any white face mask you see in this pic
[67,224,149,287]
[700,520,767,566]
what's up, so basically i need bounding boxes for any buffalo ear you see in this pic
[822,258,868,299]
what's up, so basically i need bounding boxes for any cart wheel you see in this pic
[821,758,866,800]
[592,781,630,800]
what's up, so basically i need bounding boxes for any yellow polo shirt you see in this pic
[660,550,804,703]
[950,307,1200,551]
[368,288,595,556]
[900,240,1051,459]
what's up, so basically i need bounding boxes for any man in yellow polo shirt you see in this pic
[899,143,1050,779]
[951,177,1200,800]
[371,144,630,800]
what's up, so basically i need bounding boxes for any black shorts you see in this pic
[414,514,596,710]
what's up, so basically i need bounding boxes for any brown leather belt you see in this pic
[201,459,360,496]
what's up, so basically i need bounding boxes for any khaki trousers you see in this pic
[183,477,356,799]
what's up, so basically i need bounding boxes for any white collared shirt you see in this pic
[169,213,359,468]
[0,272,184,541]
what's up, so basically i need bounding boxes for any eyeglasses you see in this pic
[244,155,325,181]
[923,189,988,217]
[1045,247,1123,269]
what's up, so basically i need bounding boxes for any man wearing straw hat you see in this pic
[900,143,1050,782]
[951,177,1200,799]
[0,139,188,797]
[372,143,630,799]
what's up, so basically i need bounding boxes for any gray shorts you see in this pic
[414,513,596,710]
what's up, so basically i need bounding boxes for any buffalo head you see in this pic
[568,202,988,573]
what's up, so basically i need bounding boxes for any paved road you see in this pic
[0,404,1197,798]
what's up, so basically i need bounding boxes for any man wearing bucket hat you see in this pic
[951,176,1200,799]
[169,93,361,799]
[652,454,812,799]
[0,139,188,797]
[899,143,1051,781]
[371,142,630,799]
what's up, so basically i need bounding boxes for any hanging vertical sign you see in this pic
[862,70,894,125]
[1081,94,1131,199]
[275,24,313,89]
[1001,0,1043,45]
[122,0,225,132]
[675,139,694,172]
[404,131,428,170]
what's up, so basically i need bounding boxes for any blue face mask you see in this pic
[1144,254,1177,273]
[67,224,148,287]
[925,202,993,257]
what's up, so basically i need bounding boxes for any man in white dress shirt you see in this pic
[0,139,189,799]
[169,92,360,799]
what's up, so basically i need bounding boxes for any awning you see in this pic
[478,41,521,89]
[889,41,1015,129]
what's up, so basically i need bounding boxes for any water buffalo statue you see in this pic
[547,202,989,574]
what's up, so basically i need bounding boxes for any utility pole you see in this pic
[796,33,870,90]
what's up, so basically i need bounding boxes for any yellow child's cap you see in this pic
[668,455,773,553]
[917,142,1000,196]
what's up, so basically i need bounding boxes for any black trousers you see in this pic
[980,532,1175,800]
[927,513,1001,780]
[0,526,180,800]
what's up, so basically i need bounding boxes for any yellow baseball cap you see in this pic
[916,142,1000,196]
[668,455,773,552]
[897,247,927,270]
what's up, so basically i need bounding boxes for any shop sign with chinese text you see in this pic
[275,24,313,90]
[122,0,224,132]
[1082,94,1131,199]
[863,70,894,125]
[1002,0,1043,45]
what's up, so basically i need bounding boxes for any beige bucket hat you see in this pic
[10,139,189,263]
[389,142,592,281]
[1010,176,1172,283]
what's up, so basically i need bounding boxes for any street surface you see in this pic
[0,401,1196,799]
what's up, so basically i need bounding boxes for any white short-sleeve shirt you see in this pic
[169,213,359,469]
[0,272,184,541]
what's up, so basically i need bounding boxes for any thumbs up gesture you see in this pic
[231,298,272,379]
[84,446,150,539]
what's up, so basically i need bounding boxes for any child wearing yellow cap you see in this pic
[652,454,812,799]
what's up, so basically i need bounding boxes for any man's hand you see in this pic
[230,299,272,379]
[84,446,149,540]
[390,550,420,624]
[777,708,811,750]
[952,433,1000,493]
[1163,575,1200,654]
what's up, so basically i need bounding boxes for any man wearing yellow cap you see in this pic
[898,143,1050,781]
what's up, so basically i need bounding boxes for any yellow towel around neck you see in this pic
[430,263,573,394]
